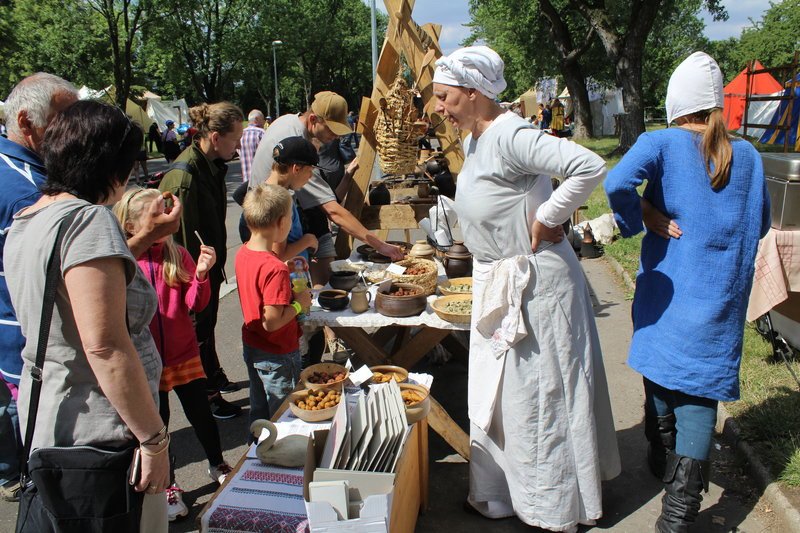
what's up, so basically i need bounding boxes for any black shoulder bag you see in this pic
[16,209,144,533]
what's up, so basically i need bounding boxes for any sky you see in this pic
[372,0,772,54]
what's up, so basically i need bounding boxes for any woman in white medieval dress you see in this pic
[432,46,620,532]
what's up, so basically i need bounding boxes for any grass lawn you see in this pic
[575,132,800,487]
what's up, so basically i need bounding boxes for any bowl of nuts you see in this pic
[289,388,342,422]
[300,362,349,391]
[375,283,427,317]
[399,383,430,424]
[369,365,409,384]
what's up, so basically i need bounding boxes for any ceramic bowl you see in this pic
[328,271,359,291]
[399,383,430,424]
[317,289,349,311]
[300,362,349,391]
[375,283,427,317]
[438,277,473,296]
[369,365,409,384]
[288,388,341,422]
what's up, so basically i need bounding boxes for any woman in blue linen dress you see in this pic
[432,46,620,532]
[604,52,771,532]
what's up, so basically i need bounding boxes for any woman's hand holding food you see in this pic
[530,219,564,252]
[641,197,682,240]
[196,245,217,281]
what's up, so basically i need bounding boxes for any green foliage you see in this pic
[735,0,800,69]
[0,0,112,98]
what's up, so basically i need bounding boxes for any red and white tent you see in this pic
[723,61,783,130]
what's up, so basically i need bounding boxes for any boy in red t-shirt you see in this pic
[235,184,312,425]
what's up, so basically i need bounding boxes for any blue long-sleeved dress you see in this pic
[605,128,771,401]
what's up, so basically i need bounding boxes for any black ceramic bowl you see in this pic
[329,271,359,291]
[317,289,350,311]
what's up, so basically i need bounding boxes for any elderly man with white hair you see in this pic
[239,108,266,183]
[0,73,78,502]
[432,46,620,532]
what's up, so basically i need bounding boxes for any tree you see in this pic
[467,0,603,139]
[0,0,112,98]
[735,0,800,69]
[88,0,168,107]
[569,0,728,151]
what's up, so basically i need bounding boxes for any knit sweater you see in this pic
[604,128,771,401]
[138,243,211,367]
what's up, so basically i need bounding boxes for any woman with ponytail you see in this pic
[605,52,771,532]
[159,102,244,421]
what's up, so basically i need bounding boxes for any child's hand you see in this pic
[301,233,318,253]
[196,245,217,280]
[296,289,312,313]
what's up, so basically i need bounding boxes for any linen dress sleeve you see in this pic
[604,134,660,237]
[179,246,210,312]
[499,125,607,227]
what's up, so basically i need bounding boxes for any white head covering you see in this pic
[665,51,724,124]
[433,46,507,100]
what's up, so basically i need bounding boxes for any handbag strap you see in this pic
[20,207,81,481]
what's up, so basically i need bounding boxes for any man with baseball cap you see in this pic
[249,91,403,285]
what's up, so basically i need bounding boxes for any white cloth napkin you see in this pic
[474,255,531,358]
[469,255,531,432]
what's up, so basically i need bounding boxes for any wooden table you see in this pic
[199,388,430,532]
[306,293,471,460]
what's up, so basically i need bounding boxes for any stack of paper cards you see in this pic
[318,381,409,473]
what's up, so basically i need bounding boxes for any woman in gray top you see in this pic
[6,101,170,532]
[432,46,620,532]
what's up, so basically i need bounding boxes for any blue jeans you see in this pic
[644,378,718,461]
[0,381,20,486]
[243,344,301,427]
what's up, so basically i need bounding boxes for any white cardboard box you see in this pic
[303,427,417,533]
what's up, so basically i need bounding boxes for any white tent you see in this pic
[0,99,4,120]
[736,90,782,140]
[558,84,624,137]
[78,85,114,102]
[146,98,189,128]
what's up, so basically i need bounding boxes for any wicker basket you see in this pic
[431,294,472,324]
[375,72,418,176]
[385,258,437,295]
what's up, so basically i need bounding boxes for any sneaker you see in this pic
[207,370,240,394]
[218,379,241,394]
[166,483,188,521]
[210,395,242,420]
[208,462,233,485]
[0,480,20,503]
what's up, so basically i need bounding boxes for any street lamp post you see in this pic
[272,40,283,117]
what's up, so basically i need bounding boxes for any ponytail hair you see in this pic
[698,108,732,189]
[113,188,192,288]
[189,102,244,138]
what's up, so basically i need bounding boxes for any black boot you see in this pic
[645,412,676,479]
[655,452,710,533]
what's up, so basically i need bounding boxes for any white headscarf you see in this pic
[433,46,507,100]
[665,51,724,124]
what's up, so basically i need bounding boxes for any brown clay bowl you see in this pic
[375,283,426,317]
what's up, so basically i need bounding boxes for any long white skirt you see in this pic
[468,240,621,532]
